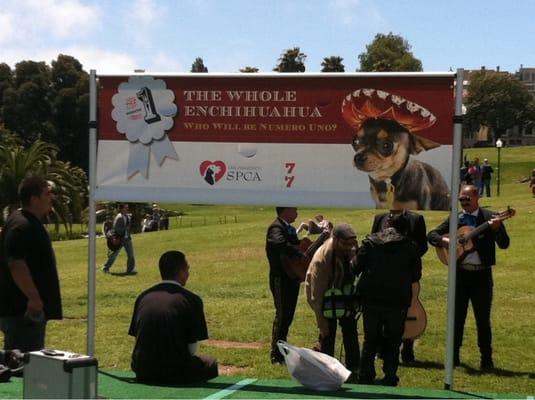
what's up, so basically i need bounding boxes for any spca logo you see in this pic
[200,160,227,185]
[226,166,262,183]
[199,161,262,185]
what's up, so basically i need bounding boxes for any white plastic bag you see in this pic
[277,340,351,391]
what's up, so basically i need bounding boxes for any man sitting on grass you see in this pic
[128,250,218,384]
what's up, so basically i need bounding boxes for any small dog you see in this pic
[352,118,450,210]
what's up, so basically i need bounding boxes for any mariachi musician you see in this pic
[265,207,305,364]
[371,208,428,364]
[427,185,510,371]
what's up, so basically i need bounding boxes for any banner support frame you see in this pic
[87,70,97,356]
[444,68,464,390]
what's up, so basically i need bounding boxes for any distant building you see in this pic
[462,66,535,147]
[517,65,535,98]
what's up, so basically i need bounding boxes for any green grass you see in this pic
[3,146,535,395]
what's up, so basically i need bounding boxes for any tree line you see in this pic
[1,32,534,231]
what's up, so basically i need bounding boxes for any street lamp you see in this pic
[496,138,503,197]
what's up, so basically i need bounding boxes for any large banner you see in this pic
[96,73,455,209]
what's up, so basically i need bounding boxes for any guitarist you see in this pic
[371,209,428,365]
[265,207,305,364]
[427,185,510,371]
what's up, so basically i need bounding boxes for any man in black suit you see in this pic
[266,207,305,364]
[371,209,428,364]
[428,185,510,371]
[128,250,218,384]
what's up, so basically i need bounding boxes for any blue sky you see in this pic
[1,0,534,74]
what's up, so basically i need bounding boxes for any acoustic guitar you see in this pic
[283,230,331,282]
[403,282,427,340]
[435,207,515,266]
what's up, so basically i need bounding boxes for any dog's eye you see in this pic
[378,141,394,153]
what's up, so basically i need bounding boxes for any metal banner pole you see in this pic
[444,68,464,390]
[87,70,97,356]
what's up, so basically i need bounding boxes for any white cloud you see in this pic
[1,0,101,43]
[330,0,387,29]
[124,0,165,48]
[0,12,15,44]
[149,52,186,73]
[131,0,159,28]
[0,45,138,73]
[33,0,101,38]
[64,47,139,73]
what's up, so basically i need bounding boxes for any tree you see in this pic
[273,47,306,72]
[240,66,259,73]
[321,56,345,72]
[50,54,90,170]
[358,33,423,72]
[1,61,55,144]
[0,139,88,234]
[191,57,208,72]
[464,70,535,140]
[0,63,13,111]
[0,55,90,171]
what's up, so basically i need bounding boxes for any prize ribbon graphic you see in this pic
[112,76,178,179]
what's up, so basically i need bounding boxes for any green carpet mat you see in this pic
[0,369,526,399]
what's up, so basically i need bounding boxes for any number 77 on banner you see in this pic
[285,162,295,188]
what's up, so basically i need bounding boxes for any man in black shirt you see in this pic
[355,214,422,386]
[371,210,428,364]
[129,250,218,384]
[0,177,62,352]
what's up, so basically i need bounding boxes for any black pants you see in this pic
[360,305,406,383]
[317,316,360,372]
[455,268,493,359]
[270,274,300,360]
[0,316,47,352]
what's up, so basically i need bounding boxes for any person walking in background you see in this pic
[481,159,494,197]
[129,250,218,384]
[102,204,137,275]
[371,209,428,365]
[160,210,169,230]
[265,207,305,364]
[466,161,476,185]
[530,169,535,197]
[152,205,161,230]
[460,160,470,185]
[305,223,360,379]
[427,185,510,371]
[472,157,483,195]
[0,177,62,352]
[355,213,422,387]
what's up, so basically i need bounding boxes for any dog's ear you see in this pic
[409,133,441,154]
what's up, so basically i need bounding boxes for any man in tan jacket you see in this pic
[305,223,360,376]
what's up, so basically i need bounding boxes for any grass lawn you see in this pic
[2,145,535,396]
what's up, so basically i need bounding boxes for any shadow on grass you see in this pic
[400,359,444,370]
[402,359,535,379]
[462,364,535,379]
[108,271,138,277]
